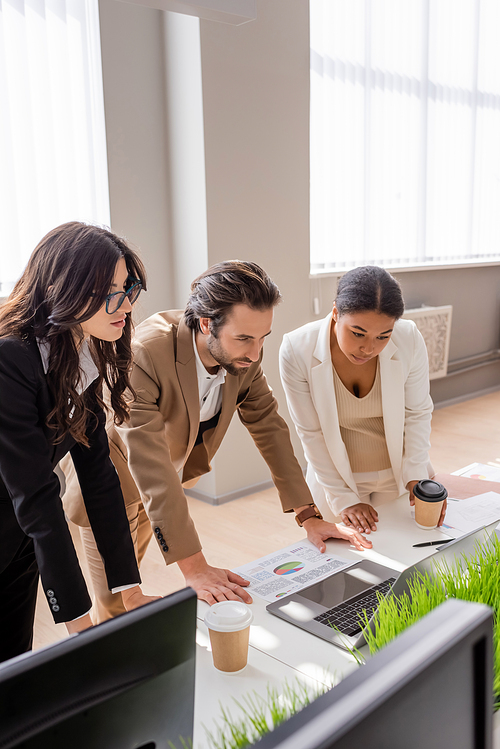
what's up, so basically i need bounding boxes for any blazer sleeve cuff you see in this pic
[68,608,92,622]
[402,460,434,489]
[327,492,361,516]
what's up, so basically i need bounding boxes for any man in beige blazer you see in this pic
[63,261,370,621]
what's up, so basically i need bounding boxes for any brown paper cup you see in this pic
[208,626,250,673]
[204,600,253,673]
[414,497,444,529]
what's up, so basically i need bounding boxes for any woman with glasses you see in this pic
[0,221,155,662]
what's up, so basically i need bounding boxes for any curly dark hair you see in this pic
[0,222,146,445]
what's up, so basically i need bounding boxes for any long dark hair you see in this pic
[184,260,281,335]
[0,222,146,444]
[335,266,404,320]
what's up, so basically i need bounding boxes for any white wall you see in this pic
[99,0,173,320]
[162,11,209,308]
[195,0,311,498]
[99,0,500,501]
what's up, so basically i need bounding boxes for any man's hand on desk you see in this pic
[178,550,252,606]
[407,480,448,526]
[302,516,372,553]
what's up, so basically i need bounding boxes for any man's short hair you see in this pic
[184,260,282,335]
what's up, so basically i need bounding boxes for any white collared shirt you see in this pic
[37,338,99,391]
[192,330,226,421]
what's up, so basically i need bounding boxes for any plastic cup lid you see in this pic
[204,601,253,632]
[413,479,448,502]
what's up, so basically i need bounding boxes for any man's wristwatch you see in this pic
[295,504,323,527]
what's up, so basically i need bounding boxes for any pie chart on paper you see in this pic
[274,561,305,575]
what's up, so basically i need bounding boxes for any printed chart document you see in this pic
[441,491,500,538]
[452,462,500,482]
[232,540,355,603]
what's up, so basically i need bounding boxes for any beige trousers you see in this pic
[352,468,402,506]
[309,466,404,523]
[82,501,152,623]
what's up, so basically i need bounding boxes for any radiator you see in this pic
[402,305,453,380]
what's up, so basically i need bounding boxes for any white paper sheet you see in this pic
[452,462,500,482]
[440,491,500,537]
[232,540,355,603]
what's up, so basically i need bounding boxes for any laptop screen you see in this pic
[298,561,394,608]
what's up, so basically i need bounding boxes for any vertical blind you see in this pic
[0,0,110,295]
[310,0,500,273]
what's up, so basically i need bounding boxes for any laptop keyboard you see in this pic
[314,577,397,637]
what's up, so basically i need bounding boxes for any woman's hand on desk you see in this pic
[407,480,418,507]
[340,503,378,534]
[407,480,448,526]
[178,551,253,606]
[121,586,161,611]
[65,613,93,635]
[437,499,447,526]
[302,517,372,552]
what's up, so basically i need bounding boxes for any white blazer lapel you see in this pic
[379,338,405,490]
[310,315,358,495]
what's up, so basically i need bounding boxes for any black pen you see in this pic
[413,538,455,548]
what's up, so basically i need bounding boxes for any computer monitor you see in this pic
[253,598,493,749]
[0,587,197,749]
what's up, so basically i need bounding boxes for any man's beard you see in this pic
[206,336,252,376]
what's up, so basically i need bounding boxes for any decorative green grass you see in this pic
[168,738,193,749]
[203,677,332,749]
[361,533,500,708]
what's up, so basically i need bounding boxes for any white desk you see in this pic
[193,493,462,748]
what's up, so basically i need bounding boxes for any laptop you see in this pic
[266,524,496,651]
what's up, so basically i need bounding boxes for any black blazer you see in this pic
[0,336,140,623]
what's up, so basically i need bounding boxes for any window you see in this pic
[0,0,110,295]
[310,0,500,273]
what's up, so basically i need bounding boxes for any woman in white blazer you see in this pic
[280,266,440,536]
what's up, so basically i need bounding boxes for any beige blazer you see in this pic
[63,311,312,563]
[279,314,434,516]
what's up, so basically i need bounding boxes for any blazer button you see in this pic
[154,527,161,535]
[157,533,164,541]
[46,589,55,597]
[49,597,57,604]
[52,604,60,612]
[162,544,169,552]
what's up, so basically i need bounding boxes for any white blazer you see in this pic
[279,314,433,516]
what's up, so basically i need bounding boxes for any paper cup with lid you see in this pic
[204,601,253,673]
[413,479,448,529]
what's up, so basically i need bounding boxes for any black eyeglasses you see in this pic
[105,278,143,314]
